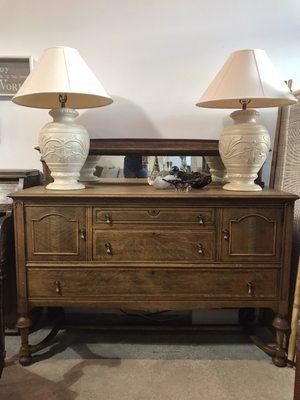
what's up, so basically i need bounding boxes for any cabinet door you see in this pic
[26,206,87,261]
[220,207,283,262]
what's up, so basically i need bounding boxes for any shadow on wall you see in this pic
[77,96,162,139]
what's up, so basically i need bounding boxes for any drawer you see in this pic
[220,207,283,262]
[93,207,214,227]
[92,230,215,262]
[25,206,87,261]
[27,268,279,300]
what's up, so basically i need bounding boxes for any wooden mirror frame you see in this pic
[89,138,219,156]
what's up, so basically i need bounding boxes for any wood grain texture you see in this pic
[89,138,219,156]
[27,268,279,300]
[25,206,87,261]
[92,229,215,262]
[93,206,215,227]
[12,184,297,366]
[13,201,28,315]
[10,184,299,199]
[27,298,280,312]
[221,207,283,263]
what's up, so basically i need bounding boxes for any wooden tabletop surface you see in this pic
[9,180,299,200]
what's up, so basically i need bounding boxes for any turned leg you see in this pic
[272,315,289,367]
[16,316,32,366]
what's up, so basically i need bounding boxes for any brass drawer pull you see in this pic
[105,242,112,255]
[196,243,204,254]
[197,215,205,225]
[247,281,255,296]
[79,228,86,240]
[53,280,61,295]
[105,213,112,225]
[222,229,230,240]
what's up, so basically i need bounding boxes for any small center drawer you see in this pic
[93,207,214,227]
[92,230,215,262]
[27,268,279,300]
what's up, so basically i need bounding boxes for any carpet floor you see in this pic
[0,329,295,400]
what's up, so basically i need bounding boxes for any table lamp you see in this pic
[196,49,297,191]
[12,46,113,190]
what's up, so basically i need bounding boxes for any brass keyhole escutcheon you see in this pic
[79,228,86,240]
[247,282,255,296]
[105,242,112,255]
[197,243,204,254]
[53,280,61,295]
[222,229,230,240]
[197,215,204,225]
[105,213,112,225]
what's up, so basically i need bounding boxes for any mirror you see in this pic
[95,155,206,179]
[86,138,220,183]
[37,138,230,186]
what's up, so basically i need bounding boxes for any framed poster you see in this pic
[0,56,33,97]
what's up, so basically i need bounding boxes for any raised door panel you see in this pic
[26,206,87,261]
[220,207,283,262]
[92,230,215,263]
[27,268,279,300]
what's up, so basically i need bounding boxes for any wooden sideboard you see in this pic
[11,183,298,366]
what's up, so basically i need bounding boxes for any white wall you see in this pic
[0,0,299,183]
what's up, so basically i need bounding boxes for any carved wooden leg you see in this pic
[16,316,32,366]
[272,315,289,367]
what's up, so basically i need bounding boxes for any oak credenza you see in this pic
[11,183,298,366]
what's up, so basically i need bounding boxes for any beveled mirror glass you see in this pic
[88,138,220,183]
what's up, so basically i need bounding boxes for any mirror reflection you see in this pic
[94,155,206,179]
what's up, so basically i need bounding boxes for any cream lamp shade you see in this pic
[196,49,297,109]
[12,46,112,108]
[12,46,113,191]
[196,48,297,192]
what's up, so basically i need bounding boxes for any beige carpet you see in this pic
[0,330,295,400]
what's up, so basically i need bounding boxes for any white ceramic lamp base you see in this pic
[38,108,89,190]
[219,109,270,191]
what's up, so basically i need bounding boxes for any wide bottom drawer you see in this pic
[27,268,278,300]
